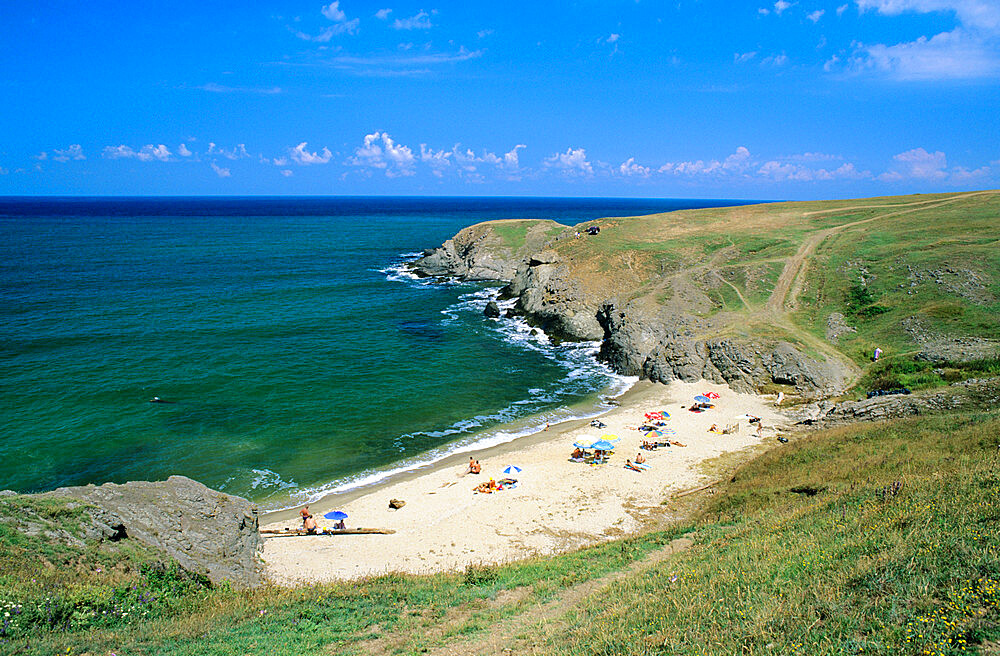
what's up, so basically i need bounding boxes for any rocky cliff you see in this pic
[411,219,849,397]
[43,475,263,588]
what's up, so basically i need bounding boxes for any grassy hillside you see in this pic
[549,190,1000,394]
[5,410,998,655]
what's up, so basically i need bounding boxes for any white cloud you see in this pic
[178,144,192,157]
[281,169,294,177]
[351,131,416,176]
[607,33,620,43]
[290,142,333,165]
[393,10,432,30]
[808,9,825,21]
[850,28,1000,79]
[211,162,231,178]
[328,47,483,75]
[844,1,1000,79]
[196,82,282,94]
[762,52,790,65]
[734,51,758,62]
[34,152,48,161]
[102,144,171,162]
[618,157,651,177]
[544,148,593,176]
[837,3,849,15]
[208,143,250,160]
[758,160,869,181]
[52,144,85,162]
[321,1,346,21]
[477,29,494,38]
[273,157,289,166]
[880,147,948,180]
[759,7,771,14]
[375,8,392,19]
[856,0,1000,30]
[774,0,792,14]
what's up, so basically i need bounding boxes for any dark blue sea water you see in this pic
[0,197,749,509]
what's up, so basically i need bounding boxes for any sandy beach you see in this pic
[261,379,788,584]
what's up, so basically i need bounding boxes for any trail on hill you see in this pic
[750,191,997,389]
[768,191,994,313]
[423,536,694,656]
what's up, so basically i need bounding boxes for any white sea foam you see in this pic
[250,468,297,491]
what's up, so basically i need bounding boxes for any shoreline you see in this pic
[260,379,638,525]
[261,378,789,584]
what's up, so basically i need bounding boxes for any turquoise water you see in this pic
[0,197,747,509]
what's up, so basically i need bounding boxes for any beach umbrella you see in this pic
[694,395,712,404]
[646,430,663,437]
[573,441,593,450]
[323,510,348,520]
[503,465,522,476]
[601,434,620,441]
[705,392,720,399]
[590,439,617,451]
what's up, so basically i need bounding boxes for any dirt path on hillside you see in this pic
[423,536,694,656]
[767,191,994,314]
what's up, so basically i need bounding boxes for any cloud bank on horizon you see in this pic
[1,0,997,198]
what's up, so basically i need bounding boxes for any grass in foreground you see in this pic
[544,411,1000,655]
[3,410,998,655]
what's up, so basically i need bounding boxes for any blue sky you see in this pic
[1,1,998,199]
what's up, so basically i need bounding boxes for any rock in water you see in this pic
[484,300,501,318]
[46,475,263,588]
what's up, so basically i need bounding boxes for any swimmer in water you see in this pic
[149,397,174,404]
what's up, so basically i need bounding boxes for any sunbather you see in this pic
[571,447,584,459]
[303,514,318,534]
[635,452,646,464]
[624,459,643,472]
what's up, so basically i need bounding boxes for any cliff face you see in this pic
[410,218,850,398]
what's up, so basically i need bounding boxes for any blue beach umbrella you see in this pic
[590,439,617,451]
[503,465,522,476]
[694,395,712,404]
[324,510,348,520]
[573,441,593,450]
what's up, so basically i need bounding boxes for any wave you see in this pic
[264,255,637,511]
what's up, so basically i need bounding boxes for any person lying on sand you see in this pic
[641,441,656,451]
[624,459,643,472]
[748,415,761,424]
[670,440,687,447]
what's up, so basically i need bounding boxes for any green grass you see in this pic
[492,221,534,251]
[543,411,1000,656]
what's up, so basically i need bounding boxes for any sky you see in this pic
[1,0,998,199]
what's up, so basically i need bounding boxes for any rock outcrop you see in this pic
[598,300,848,396]
[789,377,1000,426]
[45,475,263,588]
[411,220,565,281]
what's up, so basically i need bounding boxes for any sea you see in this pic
[0,196,749,511]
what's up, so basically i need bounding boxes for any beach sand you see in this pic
[261,380,788,584]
